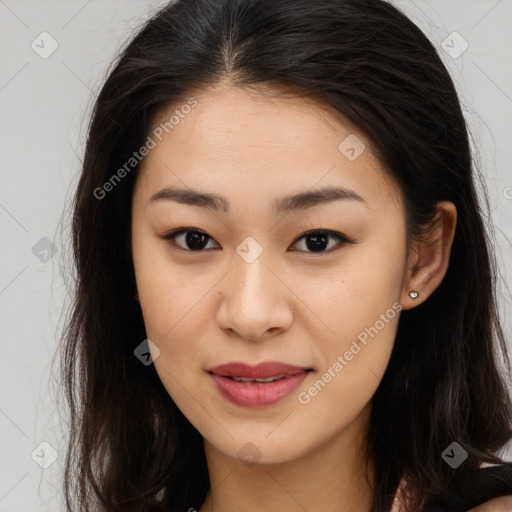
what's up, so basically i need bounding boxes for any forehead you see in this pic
[135,82,402,212]
[148,81,369,155]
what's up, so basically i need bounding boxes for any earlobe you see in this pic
[401,201,457,310]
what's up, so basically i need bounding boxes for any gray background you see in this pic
[1,1,511,510]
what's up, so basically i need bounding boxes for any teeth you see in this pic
[231,375,287,383]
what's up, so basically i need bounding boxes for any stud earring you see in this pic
[409,290,419,299]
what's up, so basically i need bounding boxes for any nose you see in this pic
[215,251,293,342]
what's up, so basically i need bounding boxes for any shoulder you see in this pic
[467,495,512,511]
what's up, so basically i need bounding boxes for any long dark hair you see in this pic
[58,0,512,510]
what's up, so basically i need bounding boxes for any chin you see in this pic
[203,427,314,467]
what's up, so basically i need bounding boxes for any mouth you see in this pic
[225,375,296,383]
[207,362,313,408]
[208,361,313,378]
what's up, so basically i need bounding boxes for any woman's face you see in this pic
[131,82,411,465]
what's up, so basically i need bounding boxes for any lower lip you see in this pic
[209,372,309,408]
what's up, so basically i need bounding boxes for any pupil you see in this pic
[186,231,208,250]
[306,232,328,252]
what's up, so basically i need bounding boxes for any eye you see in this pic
[163,228,353,254]
[289,229,352,254]
[163,229,219,251]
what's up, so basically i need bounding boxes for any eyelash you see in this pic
[162,228,355,255]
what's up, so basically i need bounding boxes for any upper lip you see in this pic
[209,361,312,378]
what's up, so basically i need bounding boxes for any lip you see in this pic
[209,361,311,378]
[208,361,312,408]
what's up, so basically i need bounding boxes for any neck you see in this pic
[198,403,375,512]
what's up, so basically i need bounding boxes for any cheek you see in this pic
[132,228,207,338]
[299,286,401,428]
[302,235,405,344]
[298,233,405,403]
[137,272,212,352]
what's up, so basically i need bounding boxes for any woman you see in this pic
[59,0,512,510]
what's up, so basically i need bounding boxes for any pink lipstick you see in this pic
[208,361,312,408]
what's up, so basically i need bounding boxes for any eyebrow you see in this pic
[149,185,366,215]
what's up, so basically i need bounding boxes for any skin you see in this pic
[469,496,512,512]
[131,80,457,512]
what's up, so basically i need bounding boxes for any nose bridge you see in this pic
[216,241,292,339]
[232,235,275,301]
[233,244,276,312]
[237,254,269,299]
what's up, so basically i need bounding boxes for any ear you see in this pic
[401,200,457,310]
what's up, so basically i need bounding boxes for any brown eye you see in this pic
[164,229,219,251]
[290,230,351,254]
[163,228,353,254]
